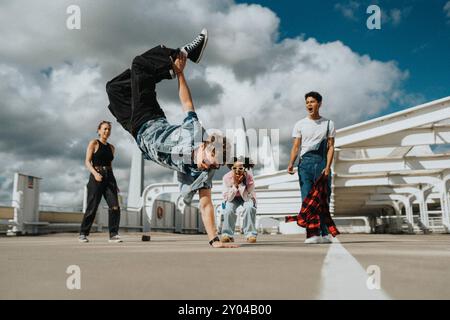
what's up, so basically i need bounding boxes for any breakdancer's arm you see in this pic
[173,54,195,113]
[199,188,238,248]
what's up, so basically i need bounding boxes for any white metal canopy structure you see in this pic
[129,97,450,234]
[332,96,450,231]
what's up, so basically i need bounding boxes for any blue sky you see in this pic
[238,0,450,115]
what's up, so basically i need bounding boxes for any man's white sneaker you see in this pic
[321,235,333,244]
[78,235,89,243]
[304,236,321,244]
[108,235,123,243]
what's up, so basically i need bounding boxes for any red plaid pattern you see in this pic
[286,173,340,238]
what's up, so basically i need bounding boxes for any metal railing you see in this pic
[39,204,83,213]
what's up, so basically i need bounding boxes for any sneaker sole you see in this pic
[304,240,321,244]
[193,30,208,64]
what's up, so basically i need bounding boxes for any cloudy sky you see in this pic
[1,0,449,209]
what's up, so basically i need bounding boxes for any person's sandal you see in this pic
[221,235,234,243]
[246,236,257,243]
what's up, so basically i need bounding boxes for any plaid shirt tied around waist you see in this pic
[286,173,340,237]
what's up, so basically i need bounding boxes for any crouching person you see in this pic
[221,157,257,243]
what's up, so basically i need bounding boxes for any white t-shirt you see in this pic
[292,117,336,157]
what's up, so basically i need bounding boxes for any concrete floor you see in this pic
[0,232,449,300]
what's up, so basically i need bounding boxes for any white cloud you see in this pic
[202,37,409,135]
[444,1,450,20]
[388,9,402,26]
[0,0,420,207]
[382,7,412,26]
[335,2,409,27]
[49,64,102,105]
[334,1,361,21]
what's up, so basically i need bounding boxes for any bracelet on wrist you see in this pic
[209,236,220,246]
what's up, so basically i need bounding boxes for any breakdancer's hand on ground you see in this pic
[211,241,239,248]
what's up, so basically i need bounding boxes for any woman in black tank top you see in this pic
[79,121,122,243]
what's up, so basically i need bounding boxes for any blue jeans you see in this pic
[221,198,257,238]
[298,153,331,236]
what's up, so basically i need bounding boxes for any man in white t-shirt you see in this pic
[287,91,336,244]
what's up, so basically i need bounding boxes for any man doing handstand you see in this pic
[106,29,236,248]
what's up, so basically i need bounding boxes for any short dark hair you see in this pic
[305,91,322,103]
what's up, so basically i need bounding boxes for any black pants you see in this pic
[80,168,120,237]
[106,45,179,137]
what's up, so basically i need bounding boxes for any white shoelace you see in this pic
[185,35,204,51]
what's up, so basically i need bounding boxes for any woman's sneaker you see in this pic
[108,235,123,243]
[180,28,208,63]
[78,235,89,243]
[304,235,321,244]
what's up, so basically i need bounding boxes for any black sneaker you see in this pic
[180,28,208,63]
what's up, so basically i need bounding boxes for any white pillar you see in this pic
[11,188,23,234]
[417,188,432,228]
[259,135,276,174]
[418,199,429,228]
[440,192,449,228]
[446,180,450,226]
[234,116,249,158]
[405,201,414,226]
[393,201,403,232]
[441,180,450,230]
[447,190,450,230]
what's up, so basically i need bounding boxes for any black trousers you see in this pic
[106,45,179,137]
[80,168,120,237]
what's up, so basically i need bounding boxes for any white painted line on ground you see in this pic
[318,238,391,300]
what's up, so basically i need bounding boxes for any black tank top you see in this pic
[92,140,114,166]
